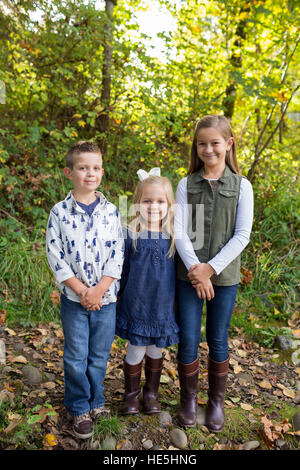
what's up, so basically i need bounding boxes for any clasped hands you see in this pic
[79,285,103,311]
[187,263,216,300]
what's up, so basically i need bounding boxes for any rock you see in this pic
[119,439,133,450]
[159,411,172,426]
[169,428,187,450]
[292,411,300,432]
[276,335,294,350]
[294,390,300,405]
[142,439,153,450]
[89,439,101,450]
[13,342,25,352]
[45,372,56,381]
[0,340,6,365]
[237,372,254,384]
[101,436,116,450]
[196,408,206,426]
[151,445,164,450]
[291,349,300,366]
[243,440,260,450]
[274,439,289,450]
[22,365,43,385]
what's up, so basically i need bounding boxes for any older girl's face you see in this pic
[196,127,233,169]
[139,183,168,230]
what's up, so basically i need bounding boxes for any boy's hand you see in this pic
[79,286,103,311]
[188,263,215,301]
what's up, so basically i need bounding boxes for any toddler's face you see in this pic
[139,183,168,229]
[64,152,103,194]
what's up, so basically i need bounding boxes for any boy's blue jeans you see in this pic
[60,294,116,416]
[176,280,238,364]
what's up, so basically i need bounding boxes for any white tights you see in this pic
[125,342,163,365]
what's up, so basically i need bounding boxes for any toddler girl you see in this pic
[116,169,179,415]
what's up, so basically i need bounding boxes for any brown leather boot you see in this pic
[177,358,199,427]
[142,355,163,414]
[205,357,229,432]
[121,359,143,415]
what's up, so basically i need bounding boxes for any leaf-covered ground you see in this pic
[0,321,300,451]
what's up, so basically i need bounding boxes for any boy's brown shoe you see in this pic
[90,407,111,421]
[73,413,93,439]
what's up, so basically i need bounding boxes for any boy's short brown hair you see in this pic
[66,141,102,169]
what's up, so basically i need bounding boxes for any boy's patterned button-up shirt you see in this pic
[46,191,124,304]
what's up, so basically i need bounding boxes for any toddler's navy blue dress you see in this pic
[116,228,179,347]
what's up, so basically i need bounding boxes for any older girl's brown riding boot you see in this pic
[205,357,229,432]
[177,358,199,427]
[121,359,143,415]
[142,355,163,414]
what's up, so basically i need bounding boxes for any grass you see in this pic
[92,414,123,449]
[0,237,59,326]
[186,407,259,450]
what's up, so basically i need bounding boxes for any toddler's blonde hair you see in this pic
[127,175,175,257]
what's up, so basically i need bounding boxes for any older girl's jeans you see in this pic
[60,294,116,416]
[176,280,238,364]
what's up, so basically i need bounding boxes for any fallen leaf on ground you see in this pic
[230,357,244,373]
[283,388,295,398]
[167,368,177,380]
[5,328,16,336]
[4,418,22,434]
[111,342,119,353]
[240,266,253,285]
[229,396,240,403]
[43,382,56,390]
[44,433,58,447]
[0,309,6,323]
[198,398,207,405]
[240,403,253,411]
[258,379,272,389]
[261,415,291,445]
[160,374,172,384]
[237,349,247,358]
[10,355,27,364]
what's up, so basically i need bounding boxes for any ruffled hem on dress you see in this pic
[116,314,179,338]
[115,326,179,348]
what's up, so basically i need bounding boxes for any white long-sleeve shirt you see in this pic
[174,177,254,275]
[46,191,124,304]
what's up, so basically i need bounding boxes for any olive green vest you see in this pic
[176,165,243,286]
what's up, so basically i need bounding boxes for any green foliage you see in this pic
[0,0,299,330]
[0,398,47,449]
[93,415,122,442]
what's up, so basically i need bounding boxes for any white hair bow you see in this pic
[137,167,161,181]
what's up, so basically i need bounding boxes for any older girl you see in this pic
[174,115,253,431]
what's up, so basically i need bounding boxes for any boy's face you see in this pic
[64,152,104,194]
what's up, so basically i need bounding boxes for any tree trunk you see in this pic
[96,0,115,154]
[222,6,249,119]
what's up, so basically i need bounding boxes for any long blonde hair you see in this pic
[188,115,239,175]
[127,175,176,258]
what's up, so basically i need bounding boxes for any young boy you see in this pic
[46,141,124,439]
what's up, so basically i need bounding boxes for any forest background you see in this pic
[0,0,299,349]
